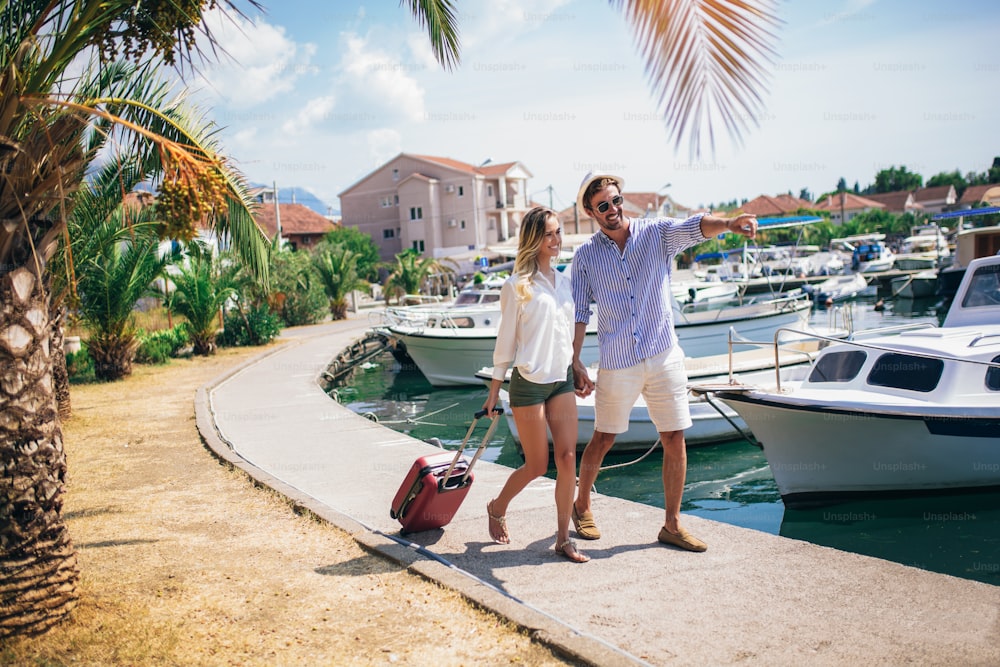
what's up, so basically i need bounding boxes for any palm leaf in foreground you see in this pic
[615,0,780,157]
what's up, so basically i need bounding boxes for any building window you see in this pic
[460,220,466,230]
[458,186,464,196]
[487,185,494,197]
[383,229,395,239]
[409,207,423,220]
[380,197,393,208]
[394,194,399,205]
[412,240,425,252]
[392,168,399,181]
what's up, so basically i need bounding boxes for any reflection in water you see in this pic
[780,491,1000,587]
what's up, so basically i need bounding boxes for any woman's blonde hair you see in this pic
[512,206,557,301]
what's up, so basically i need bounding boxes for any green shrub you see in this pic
[270,250,328,326]
[135,325,190,364]
[218,304,283,347]
[66,347,95,384]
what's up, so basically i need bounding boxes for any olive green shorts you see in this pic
[508,366,575,407]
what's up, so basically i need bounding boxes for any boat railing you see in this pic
[722,326,831,389]
[732,324,1000,392]
[375,302,502,333]
[969,333,1000,348]
[847,321,937,341]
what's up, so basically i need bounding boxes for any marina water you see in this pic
[334,295,1000,587]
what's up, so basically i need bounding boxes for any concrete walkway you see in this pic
[195,314,1000,666]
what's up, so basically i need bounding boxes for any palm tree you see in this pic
[312,243,369,320]
[166,241,235,355]
[0,1,275,637]
[384,250,455,304]
[72,208,166,380]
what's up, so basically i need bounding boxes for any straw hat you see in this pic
[576,172,625,217]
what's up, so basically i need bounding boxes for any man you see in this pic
[570,173,757,552]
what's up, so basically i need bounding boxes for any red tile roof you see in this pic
[735,194,812,217]
[410,154,520,178]
[814,193,886,211]
[861,191,923,212]
[254,203,337,239]
[958,184,1000,205]
[913,185,955,202]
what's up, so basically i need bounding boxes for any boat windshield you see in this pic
[961,263,1000,308]
[808,350,867,382]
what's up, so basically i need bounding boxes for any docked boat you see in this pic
[672,279,741,307]
[477,341,826,452]
[381,290,813,386]
[802,273,870,305]
[702,254,1000,506]
[932,207,1000,298]
[893,224,951,270]
[835,234,896,273]
[889,270,938,299]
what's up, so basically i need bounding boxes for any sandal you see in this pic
[487,499,509,544]
[554,539,590,563]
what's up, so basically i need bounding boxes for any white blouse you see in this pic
[491,269,575,384]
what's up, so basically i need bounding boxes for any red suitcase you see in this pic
[390,408,502,534]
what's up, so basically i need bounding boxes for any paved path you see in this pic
[196,314,1000,666]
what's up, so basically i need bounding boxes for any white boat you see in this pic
[802,273,871,304]
[477,342,825,452]
[889,270,938,299]
[382,290,813,386]
[703,254,1000,506]
[931,208,1000,298]
[835,234,896,273]
[894,224,951,271]
[672,279,741,307]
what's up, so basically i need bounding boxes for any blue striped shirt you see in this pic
[571,215,706,369]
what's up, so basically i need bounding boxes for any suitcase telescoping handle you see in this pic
[441,407,503,489]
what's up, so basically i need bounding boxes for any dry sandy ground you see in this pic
[1,346,569,666]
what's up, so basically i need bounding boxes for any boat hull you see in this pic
[719,394,1000,505]
[890,273,938,299]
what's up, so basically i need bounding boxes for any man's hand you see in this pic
[726,213,757,240]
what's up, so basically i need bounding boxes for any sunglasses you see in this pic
[593,195,623,214]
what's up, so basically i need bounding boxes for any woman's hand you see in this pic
[573,360,594,397]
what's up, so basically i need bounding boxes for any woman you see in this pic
[482,206,588,563]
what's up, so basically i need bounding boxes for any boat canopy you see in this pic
[755,215,824,230]
[932,206,1000,220]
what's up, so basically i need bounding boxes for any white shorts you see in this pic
[593,345,692,434]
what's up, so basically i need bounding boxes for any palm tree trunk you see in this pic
[0,267,79,638]
[50,305,71,420]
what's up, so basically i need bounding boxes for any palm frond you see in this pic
[614,0,780,157]
[403,0,461,71]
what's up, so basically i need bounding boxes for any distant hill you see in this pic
[251,183,336,217]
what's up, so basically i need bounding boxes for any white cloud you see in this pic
[337,34,426,123]
[195,9,316,107]
[281,95,336,135]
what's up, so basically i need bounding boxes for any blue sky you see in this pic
[184,0,999,214]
